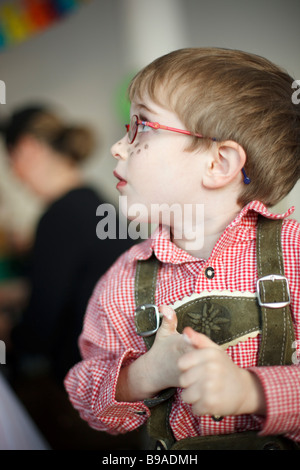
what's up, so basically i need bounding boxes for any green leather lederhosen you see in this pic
[134,215,298,450]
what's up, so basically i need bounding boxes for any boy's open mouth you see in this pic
[113,170,127,189]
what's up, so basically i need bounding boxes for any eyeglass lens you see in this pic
[128,115,138,143]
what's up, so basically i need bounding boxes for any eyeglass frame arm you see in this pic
[137,117,217,141]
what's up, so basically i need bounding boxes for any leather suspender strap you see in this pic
[256,215,295,366]
[134,254,176,449]
[134,256,160,351]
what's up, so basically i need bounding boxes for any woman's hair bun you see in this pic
[1,105,97,163]
[52,125,96,163]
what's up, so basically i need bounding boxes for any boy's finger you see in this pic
[183,326,220,350]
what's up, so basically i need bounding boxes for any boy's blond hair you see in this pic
[129,48,300,207]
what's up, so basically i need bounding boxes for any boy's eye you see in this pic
[137,123,151,133]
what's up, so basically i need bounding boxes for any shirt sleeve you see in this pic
[249,363,300,442]
[64,277,150,435]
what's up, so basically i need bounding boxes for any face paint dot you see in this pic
[134,143,140,148]
[130,151,134,157]
[144,144,149,149]
[137,149,141,154]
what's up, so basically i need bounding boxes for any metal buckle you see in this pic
[155,439,168,450]
[256,274,291,308]
[134,304,162,337]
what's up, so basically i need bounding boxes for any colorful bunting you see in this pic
[0,0,89,51]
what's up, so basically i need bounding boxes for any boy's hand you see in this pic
[116,305,190,402]
[178,327,266,417]
[143,305,192,392]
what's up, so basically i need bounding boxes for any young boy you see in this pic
[64,48,300,450]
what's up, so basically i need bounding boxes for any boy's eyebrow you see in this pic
[136,103,158,116]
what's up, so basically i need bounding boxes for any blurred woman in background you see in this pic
[0,106,135,449]
[2,105,131,380]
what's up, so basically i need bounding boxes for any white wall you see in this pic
[0,0,299,237]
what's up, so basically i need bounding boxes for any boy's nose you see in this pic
[111,135,129,160]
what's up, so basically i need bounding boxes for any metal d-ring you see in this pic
[134,304,162,337]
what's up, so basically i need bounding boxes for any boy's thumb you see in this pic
[159,305,178,334]
[183,326,220,350]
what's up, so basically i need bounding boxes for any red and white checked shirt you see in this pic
[64,201,300,443]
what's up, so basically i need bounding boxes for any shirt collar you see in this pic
[227,200,294,230]
[128,201,295,265]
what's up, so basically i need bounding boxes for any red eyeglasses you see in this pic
[125,114,251,184]
[125,114,217,144]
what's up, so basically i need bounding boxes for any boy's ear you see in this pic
[202,140,246,189]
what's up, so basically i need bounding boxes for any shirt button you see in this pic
[205,267,215,279]
[212,415,223,422]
